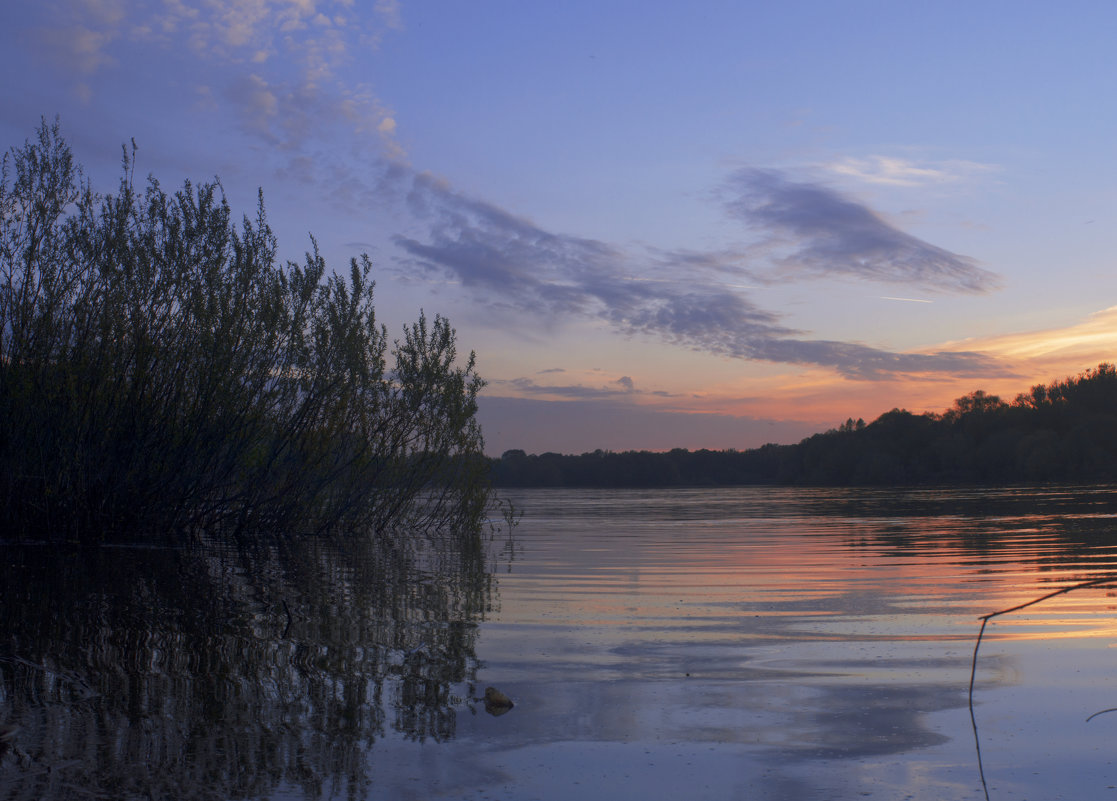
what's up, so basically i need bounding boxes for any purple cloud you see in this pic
[724,168,1000,293]
[387,165,1007,380]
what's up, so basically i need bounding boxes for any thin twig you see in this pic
[1086,707,1117,723]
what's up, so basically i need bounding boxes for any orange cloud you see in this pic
[943,305,1117,368]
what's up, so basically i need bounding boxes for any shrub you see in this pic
[0,119,490,543]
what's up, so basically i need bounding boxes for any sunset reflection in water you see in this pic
[372,486,1117,801]
[6,486,1117,800]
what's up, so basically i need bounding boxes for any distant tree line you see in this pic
[0,120,491,543]
[489,364,1117,487]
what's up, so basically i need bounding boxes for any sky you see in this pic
[4,1,1117,456]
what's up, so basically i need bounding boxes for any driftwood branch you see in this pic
[969,575,1117,698]
[1086,707,1117,723]
[968,574,1117,800]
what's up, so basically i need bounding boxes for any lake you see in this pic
[5,486,1117,800]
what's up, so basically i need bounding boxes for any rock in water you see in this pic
[483,687,514,715]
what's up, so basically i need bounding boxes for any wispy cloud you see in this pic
[38,25,116,74]
[748,339,999,381]
[723,168,1000,293]
[36,0,404,158]
[825,155,996,187]
[26,4,1008,384]
[388,165,1005,381]
[944,305,1117,367]
[391,174,625,319]
[500,375,655,400]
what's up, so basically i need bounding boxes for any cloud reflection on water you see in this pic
[411,486,1117,801]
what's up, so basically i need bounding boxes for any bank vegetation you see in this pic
[490,364,1117,488]
[0,120,491,544]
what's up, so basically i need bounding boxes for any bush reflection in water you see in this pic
[0,526,499,800]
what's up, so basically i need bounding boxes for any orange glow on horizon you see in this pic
[484,305,1117,446]
[651,305,1117,428]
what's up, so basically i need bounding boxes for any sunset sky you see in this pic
[4,1,1117,455]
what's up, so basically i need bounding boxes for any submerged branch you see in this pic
[970,575,1117,697]
[1086,707,1117,723]
[968,574,1117,800]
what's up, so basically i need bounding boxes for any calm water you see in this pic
[6,486,1117,800]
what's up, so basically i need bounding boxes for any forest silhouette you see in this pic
[489,364,1117,487]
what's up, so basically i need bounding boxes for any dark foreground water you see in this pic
[5,486,1117,800]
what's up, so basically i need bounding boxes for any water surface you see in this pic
[6,486,1117,800]
[374,486,1117,801]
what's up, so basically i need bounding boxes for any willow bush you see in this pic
[0,120,491,543]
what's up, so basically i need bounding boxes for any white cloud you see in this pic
[39,25,116,74]
[80,0,126,26]
[825,155,997,187]
[39,0,407,162]
[375,0,402,30]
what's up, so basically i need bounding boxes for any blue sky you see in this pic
[5,1,1117,454]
